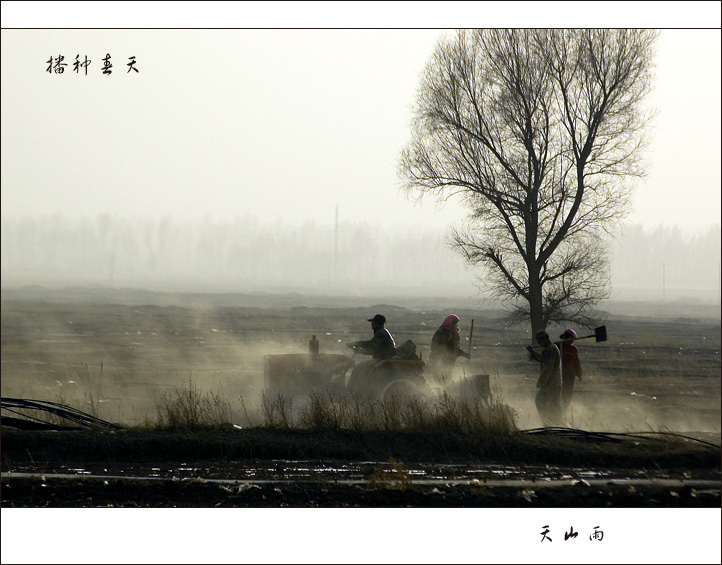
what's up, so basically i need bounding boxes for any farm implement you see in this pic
[262,338,489,404]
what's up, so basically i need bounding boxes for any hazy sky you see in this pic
[1,4,721,236]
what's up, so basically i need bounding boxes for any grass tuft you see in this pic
[154,377,232,429]
[368,458,412,490]
[256,389,519,434]
[259,391,294,428]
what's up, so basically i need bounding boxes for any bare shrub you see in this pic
[155,378,232,429]
[379,394,404,431]
[259,391,294,428]
[75,361,103,419]
[237,395,257,428]
[298,391,348,429]
[485,396,519,433]
[262,389,519,434]
[346,393,380,431]
[400,394,432,431]
[40,362,107,426]
[433,392,464,434]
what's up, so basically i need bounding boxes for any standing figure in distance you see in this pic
[429,314,471,385]
[557,329,583,414]
[527,330,563,427]
[309,335,320,354]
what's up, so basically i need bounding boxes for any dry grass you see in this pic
[255,389,519,434]
[1,361,108,428]
[298,391,348,429]
[259,391,295,428]
[50,362,105,425]
[74,361,103,419]
[154,378,232,429]
[368,458,412,490]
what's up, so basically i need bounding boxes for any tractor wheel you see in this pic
[380,379,424,403]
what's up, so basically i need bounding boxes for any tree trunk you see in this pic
[528,265,545,335]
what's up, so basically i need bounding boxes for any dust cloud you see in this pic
[2,293,719,435]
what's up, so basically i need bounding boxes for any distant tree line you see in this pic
[1,215,718,298]
[0,214,473,294]
[608,223,721,297]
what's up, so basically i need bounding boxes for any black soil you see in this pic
[2,427,719,508]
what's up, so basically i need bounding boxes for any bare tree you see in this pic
[400,29,657,333]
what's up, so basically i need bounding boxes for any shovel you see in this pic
[528,325,607,349]
[572,325,607,344]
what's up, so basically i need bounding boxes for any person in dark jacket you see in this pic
[346,314,396,393]
[527,330,563,427]
[309,335,320,354]
[348,314,396,360]
[429,314,471,384]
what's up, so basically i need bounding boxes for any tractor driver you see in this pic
[346,314,396,393]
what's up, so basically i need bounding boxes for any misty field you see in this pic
[2,287,720,434]
[1,286,720,508]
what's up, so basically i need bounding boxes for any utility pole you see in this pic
[662,261,666,300]
[334,205,339,286]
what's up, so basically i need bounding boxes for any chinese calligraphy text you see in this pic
[46,55,139,75]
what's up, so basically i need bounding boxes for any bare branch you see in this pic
[400,29,656,333]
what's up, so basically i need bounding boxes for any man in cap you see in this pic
[556,329,583,415]
[526,330,563,426]
[346,314,396,393]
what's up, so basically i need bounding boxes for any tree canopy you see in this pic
[400,29,658,332]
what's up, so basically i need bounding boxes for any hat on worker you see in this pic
[560,329,577,340]
[535,330,549,341]
[367,314,386,325]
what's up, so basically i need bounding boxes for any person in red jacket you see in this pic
[557,329,583,414]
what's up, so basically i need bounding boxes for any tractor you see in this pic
[263,339,431,403]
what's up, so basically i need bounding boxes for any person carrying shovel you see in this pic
[527,325,605,424]
[526,330,563,427]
